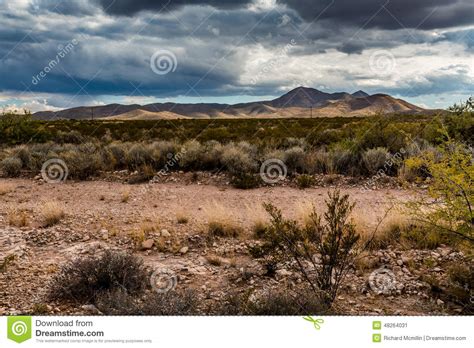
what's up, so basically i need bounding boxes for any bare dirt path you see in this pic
[0,179,415,232]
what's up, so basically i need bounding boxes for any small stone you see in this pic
[81,304,101,314]
[401,255,411,264]
[439,248,450,257]
[161,229,171,237]
[100,229,109,239]
[436,299,444,305]
[276,269,292,279]
[396,260,403,266]
[179,246,189,254]
[141,239,154,250]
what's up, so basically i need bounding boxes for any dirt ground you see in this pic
[0,178,467,315]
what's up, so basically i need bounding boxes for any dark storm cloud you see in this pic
[30,0,96,16]
[0,0,473,111]
[94,0,474,30]
[278,0,474,30]
[95,0,253,15]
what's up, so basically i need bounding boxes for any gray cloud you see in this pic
[279,0,474,30]
[30,0,97,16]
[384,65,474,97]
[94,0,474,30]
[95,0,253,15]
[0,0,473,111]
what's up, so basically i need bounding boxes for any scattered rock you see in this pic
[179,246,189,254]
[141,239,154,250]
[81,304,102,315]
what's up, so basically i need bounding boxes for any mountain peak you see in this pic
[32,87,427,120]
[268,86,332,108]
[352,90,369,98]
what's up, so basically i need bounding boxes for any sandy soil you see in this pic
[0,179,464,315]
[0,179,414,230]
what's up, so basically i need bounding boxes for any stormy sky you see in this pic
[0,0,473,111]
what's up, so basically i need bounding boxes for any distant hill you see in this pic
[33,86,432,120]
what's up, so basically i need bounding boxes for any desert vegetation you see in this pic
[0,102,472,316]
[0,112,472,186]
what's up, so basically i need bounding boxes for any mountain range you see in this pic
[33,87,431,120]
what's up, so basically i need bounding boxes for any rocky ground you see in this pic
[0,175,471,315]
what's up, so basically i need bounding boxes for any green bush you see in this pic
[200,140,223,169]
[107,143,128,168]
[179,140,204,170]
[127,143,153,170]
[362,147,390,175]
[48,251,148,304]
[295,174,315,188]
[262,190,360,306]
[284,146,305,174]
[221,142,257,174]
[1,157,22,177]
[15,146,31,169]
[219,289,327,315]
[330,147,357,175]
[304,150,332,174]
[96,289,199,315]
[62,149,102,180]
[230,172,261,189]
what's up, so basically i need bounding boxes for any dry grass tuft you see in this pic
[8,208,29,227]
[0,182,13,196]
[40,201,65,227]
[176,210,189,224]
[121,189,130,203]
[129,229,145,244]
[244,203,269,239]
[206,255,225,266]
[204,202,243,238]
[354,209,417,250]
[140,219,160,235]
[295,200,317,226]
